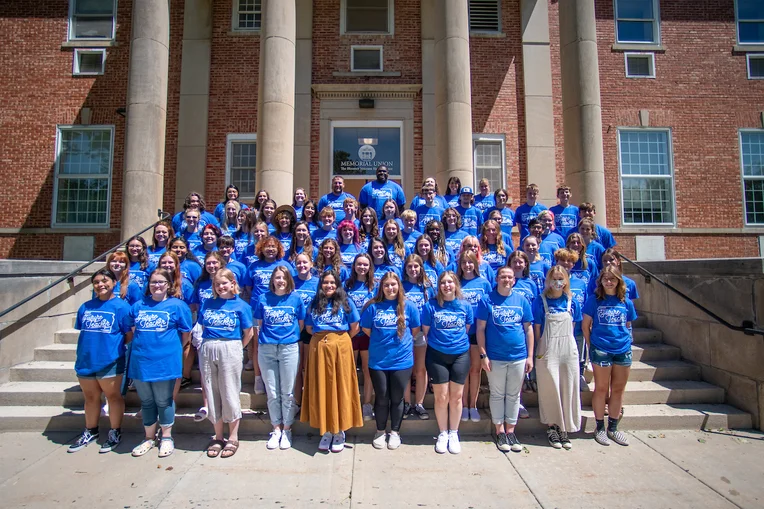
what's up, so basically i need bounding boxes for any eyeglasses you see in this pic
[150,281,169,287]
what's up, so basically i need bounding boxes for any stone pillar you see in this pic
[421,0,436,183]
[256,0,296,207]
[293,0,312,192]
[559,0,607,224]
[434,0,474,190]
[121,0,170,239]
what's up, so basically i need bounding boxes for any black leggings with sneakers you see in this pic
[369,367,413,432]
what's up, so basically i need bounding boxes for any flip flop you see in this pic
[206,439,224,458]
[221,440,239,459]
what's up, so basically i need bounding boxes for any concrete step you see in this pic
[632,327,663,344]
[54,329,78,345]
[628,360,700,382]
[34,343,77,362]
[631,343,680,362]
[0,403,750,435]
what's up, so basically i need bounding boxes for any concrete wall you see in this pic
[628,258,764,430]
[0,261,100,384]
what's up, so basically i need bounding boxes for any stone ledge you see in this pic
[734,45,764,53]
[623,257,764,277]
[60,40,118,49]
[312,83,422,99]
[611,43,665,52]
[332,71,402,77]
[0,260,104,277]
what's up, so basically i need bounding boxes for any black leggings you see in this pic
[369,367,413,432]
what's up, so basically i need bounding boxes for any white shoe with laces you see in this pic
[318,432,333,451]
[387,432,401,450]
[331,431,346,453]
[372,431,387,450]
[447,430,461,454]
[435,431,448,454]
[279,430,293,450]
[266,430,281,450]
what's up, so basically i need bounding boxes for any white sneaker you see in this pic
[318,432,333,451]
[244,359,254,371]
[518,404,530,419]
[468,408,480,422]
[266,430,281,450]
[362,403,374,421]
[447,430,461,454]
[372,431,387,449]
[435,431,448,454]
[331,431,346,453]
[100,402,109,417]
[279,430,292,450]
[387,431,401,450]
[254,375,265,395]
[460,408,469,422]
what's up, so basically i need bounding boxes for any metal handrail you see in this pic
[620,253,764,337]
[0,209,171,321]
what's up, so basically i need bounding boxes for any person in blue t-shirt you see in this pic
[303,270,364,452]
[400,209,423,254]
[485,209,516,252]
[454,187,483,237]
[273,205,297,254]
[157,252,195,305]
[549,185,579,238]
[582,266,638,448]
[483,188,515,238]
[315,238,351,282]
[459,236,496,288]
[128,269,193,458]
[171,192,218,233]
[103,251,144,306]
[413,185,446,233]
[216,236,250,289]
[179,208,203,252]
[127,235,150,291]
[474,178,496,214]
[292,252,319,405]
[522,235,551,294]
[443,176,462,208]
[359,165,407,220]
[514,183,549,244]
[600,248,639,302]
[312,207,338,245]
[414,235,446,289]
[361,272,421,450]
[147,221,174,267]
[425,220,456,273]
[531,266,582,449]
[359,207,380,252]
[382,219,407,271]
[213,185,250,223]
[421,271,474,454]
[292,187,306,221]
[337,220,363,270]
[476,266,534,453]
[198,269,254,458]
[368,237,401,284]
[191,224,221,261]
[538,211,566,253]
[167,236,203,286]
[219,200,243,235]
[254,267,305,451]
[286,221,318,266]
[301,200,320,234]
[410,176,449,210]
[508,250,540,308]
[68,268,134,454]
[554,248,591,390]
[443,208,469,256]
[565,202,617,251]
[318,176,355,225]
[479,219,510,277]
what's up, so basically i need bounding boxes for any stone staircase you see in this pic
[0,319,752,435]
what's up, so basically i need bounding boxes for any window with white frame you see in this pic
[747,54,764,79]
[618,129,674,225]
[737,0,764,45]
[342,0,393,34]
[226,134,257,200]
[614,0,660,44]
[233,0,262,31]
[351,46,383,71]
[68,0,116,40]
[740,130,764,225]
[469,0,501,33]
[472,135,506,193]
[53,126,114,227]
[73,48,106,75]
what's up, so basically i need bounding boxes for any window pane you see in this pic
[78,52,103,73]
[237,0,262,30]
[474,141,504,192]
[619,131,670,176]
[469,0,501,32]
[617,21,654,43]
[745,180,764,225]
[738,0,764,20]
[346,0,389,32]
[616,0,654,19]
[353,49,382,70]
[626,55,651,76]
[622,177,673,224]
[619,130,673,224]
[741,132,764,177]
[60,130,112,175]
[73,17,113,38]
[56,177,109,225]
[231,142,256,196]
[74,0,114,15]
[739,22,764,44]
[749,56,764,78]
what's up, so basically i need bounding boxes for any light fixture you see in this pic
[359,98,375,109]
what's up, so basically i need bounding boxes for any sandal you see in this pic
[158,437,174,458]
[206,439,224,458]
[131,438,155,457]
[221,440,239,458]
[194,407,208,423]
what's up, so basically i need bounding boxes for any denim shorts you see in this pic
[77,358,126,380]
[413,330,426,348]
[589,348,632,368]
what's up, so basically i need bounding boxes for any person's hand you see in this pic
[481,356,491,373]
[525,357,534,374]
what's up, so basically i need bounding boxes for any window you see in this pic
[233,0,262,31]
[469,0,501,33]
[472,135,506,193]
[748,54,764,79]
[226,134,257,200]
[351,46,383,71]
[68,0,116,40]
[73,48,106,75]
[618,129,675,225]
[740,130,764,225]
[342,0,392,34]
[53,126,114,227]
[625,52,655,78]
[614,0,660,44]
[737,0,764,44]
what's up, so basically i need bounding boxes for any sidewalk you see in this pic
[1,429,762,508]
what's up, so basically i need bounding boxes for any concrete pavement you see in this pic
[1,429,762,508]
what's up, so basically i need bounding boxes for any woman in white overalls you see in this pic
[531,266,583,450]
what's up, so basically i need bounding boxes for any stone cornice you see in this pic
[311,84,422,100]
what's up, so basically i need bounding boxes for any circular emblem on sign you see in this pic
[359,144,376,160]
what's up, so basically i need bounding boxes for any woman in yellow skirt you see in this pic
[302,270,364,452]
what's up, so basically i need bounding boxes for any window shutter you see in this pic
[469,0,500,33]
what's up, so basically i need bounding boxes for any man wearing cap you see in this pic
[454,186,483,237]
[318,176,355,226]
[358,165,407,220]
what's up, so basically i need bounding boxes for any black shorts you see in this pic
[425,346,470,385]
[468,334,477,346]
[300,329,312,345]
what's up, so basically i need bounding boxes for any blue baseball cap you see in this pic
[460,186,474,195]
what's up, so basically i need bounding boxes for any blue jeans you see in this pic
[258,342,300,426]
[133,379,176,428]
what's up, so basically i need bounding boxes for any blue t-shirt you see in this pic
[476,290,533,362]
[582,240,606,270]
[306,299,360,333]
[484,206,515,237]
[569,278,588,337]
[513,277,539,306]
[444,229,468,255]
[247,259,296,304]
[147,246,166,267]
[422,260,445,289]
[339,243,362,270]
[514,203,548,243]
[583,295,637,354]
[312,227,337,245]
[277,232,293,253]
[191,244,217,261]
[213,201,249,222]
[129,297,193,382]
[444,194,460,208]
[346,280,376,312]
[532,295,582,337]
[75,297,133,376]
[361,300,421,370]
[254,292,306,345]
[372,263,401,285]
[294,275,319,310]
[413,204,446,232]
[481,245,509,277]
[403,281,435,313]
[625,275,639,300]
[549,204,579,238]
[172,210,218,233]
[474,194,495,214]
[410,194,448,210]
[232,232,252,263]
[567,225,617,252]
[181,229,202,251]
[454,205,483,237]
[199,296,254,341]
[569,260,599,291]
[421,298,473,355]
[318,192,355,225]
[181,279,194,304]
[460,276,493,320]
[401,229,422,254]
[191,279,215,309]
[359,181,407,220]
[180,258,202,284]
[128,261,149,290]
[386,244,406,270]
[529,258,552,292]
[225,259,251,287]
[479,260,497,289]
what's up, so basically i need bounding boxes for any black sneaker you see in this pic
[546,426,562,449]
[559,429,572,450]
[495,432,510,452]
[180,377,192,389]
[413,404,430,420]
[99,429,122,453]
[68,429,99,453]
[402,402,412,420]
[506,432,523,452]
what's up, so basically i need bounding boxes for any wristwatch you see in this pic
[479,353,487,359]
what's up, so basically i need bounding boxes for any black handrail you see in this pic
[0,209,171,322]
[620,253,764,337]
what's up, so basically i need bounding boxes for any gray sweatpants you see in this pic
[199,339,243,424]
[485,359,527,425]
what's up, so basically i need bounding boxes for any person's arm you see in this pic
[523,321,534,374]
[362,327,372,337]
[181,331,191,347]
[533,324,541,349]
[421,325,430,340]
[582,315,593,348]
[476,319,490,372]
[349,322,360,337]
[305,325,313,335]
[125,330,134,344]
[298,319,305,332]
[241,326,254,348]
[411,326,421,337]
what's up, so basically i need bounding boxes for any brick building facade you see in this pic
[0,0,762,260]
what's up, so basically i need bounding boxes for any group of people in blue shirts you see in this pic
[69,165,639,457]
